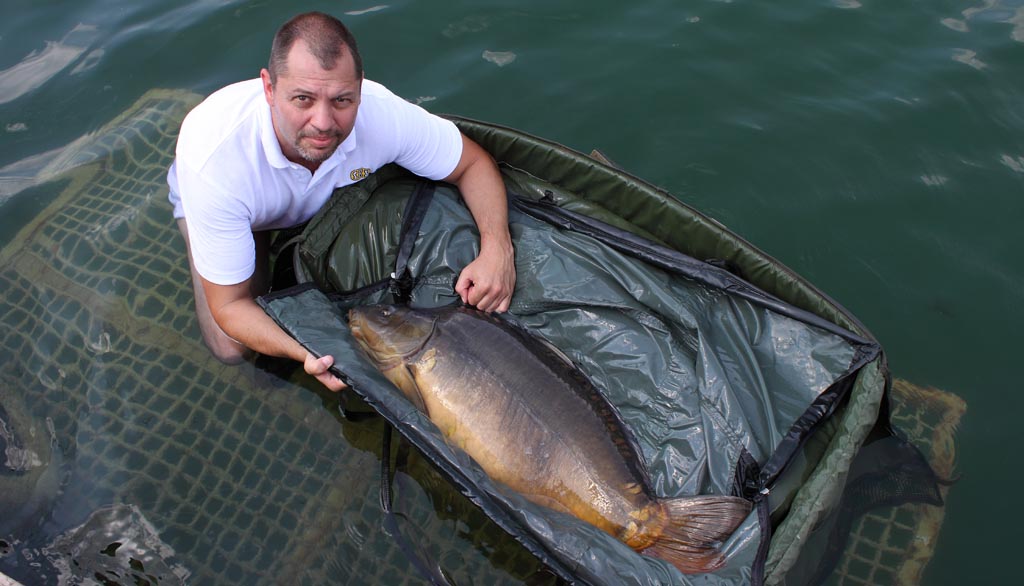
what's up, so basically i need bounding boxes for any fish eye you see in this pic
[379,307,393,318]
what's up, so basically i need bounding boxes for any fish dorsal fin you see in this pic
[531,330,577,370]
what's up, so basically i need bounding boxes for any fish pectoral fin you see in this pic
[403,348,441,414]
[385,364,429,414]
[414,347,437,372]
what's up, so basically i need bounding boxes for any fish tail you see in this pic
[639,496,752,574]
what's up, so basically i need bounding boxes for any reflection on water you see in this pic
[1001,154,1024,172]
[947,0,1024,41]
[344,5,390,17]
[951,48,988,70]
[0,83,198,202]
[482,50,517,67]
[0,391,63,542]
[42,504,190,585]
[442,15,494,38]
[0,24,100,106]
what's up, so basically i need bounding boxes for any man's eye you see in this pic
[295,96,310,102]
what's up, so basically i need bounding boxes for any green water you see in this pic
[2,1,1021,584]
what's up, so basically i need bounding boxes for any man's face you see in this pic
[261,40,362,170]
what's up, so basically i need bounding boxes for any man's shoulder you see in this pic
[177,79,266,173]
[355,79,406,123]
[355,79,449,136]
[350,80,461,181]
[359,79,398,101]
[186,79,264,126]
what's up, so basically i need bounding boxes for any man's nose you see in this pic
[310,103,334,132]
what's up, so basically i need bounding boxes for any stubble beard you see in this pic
[294,131,342,164]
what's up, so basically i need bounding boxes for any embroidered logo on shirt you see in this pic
[350,167,372,181]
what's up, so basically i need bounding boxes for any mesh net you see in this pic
[0,89,552,586]
[824,380,965,586]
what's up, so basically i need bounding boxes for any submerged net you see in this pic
[824,380,964,586]
[0,89,551,585]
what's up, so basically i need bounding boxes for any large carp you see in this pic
[348,304,751,574]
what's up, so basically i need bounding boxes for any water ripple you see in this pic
[952,48,988,69]
[961,0,1024,42]
[0,24,99,106]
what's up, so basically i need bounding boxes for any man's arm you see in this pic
[444,134,516,313]
[202,274,348,391]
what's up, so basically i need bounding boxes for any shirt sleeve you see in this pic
[385,94,464,181]
[175,160,257,286]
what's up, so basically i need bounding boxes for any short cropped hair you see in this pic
[268,12,363,84]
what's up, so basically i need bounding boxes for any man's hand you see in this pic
[201,273,350,393]
[445,134,516,312]
[456,242,516,312]
[304,353,348,392]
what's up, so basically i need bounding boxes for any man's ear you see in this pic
[260,69,274,105]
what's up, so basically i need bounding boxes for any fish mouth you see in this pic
[347,306,437,363]
[347,310,400,362]
[347,317,369,350]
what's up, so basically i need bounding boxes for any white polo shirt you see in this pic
[167,78,462,285]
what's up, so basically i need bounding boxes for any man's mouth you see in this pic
[304,135,337,148]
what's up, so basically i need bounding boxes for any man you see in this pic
[167,12,515,391]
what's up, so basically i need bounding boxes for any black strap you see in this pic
[750,493,772,586]
[389,180,437,304]
[379,425,451,586]
[757,368,860,490]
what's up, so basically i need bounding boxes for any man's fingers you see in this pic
[460,282,513,312]
[476,289,500,312]
[304,353,331,374]
[455,272,487,307]
[304,354,347,392]
[455,274,472,304]
[316,371,348,392]
[474,291,512,313]
[496,296,511,313]
[454,252,515,312]
[461,281,496,311]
